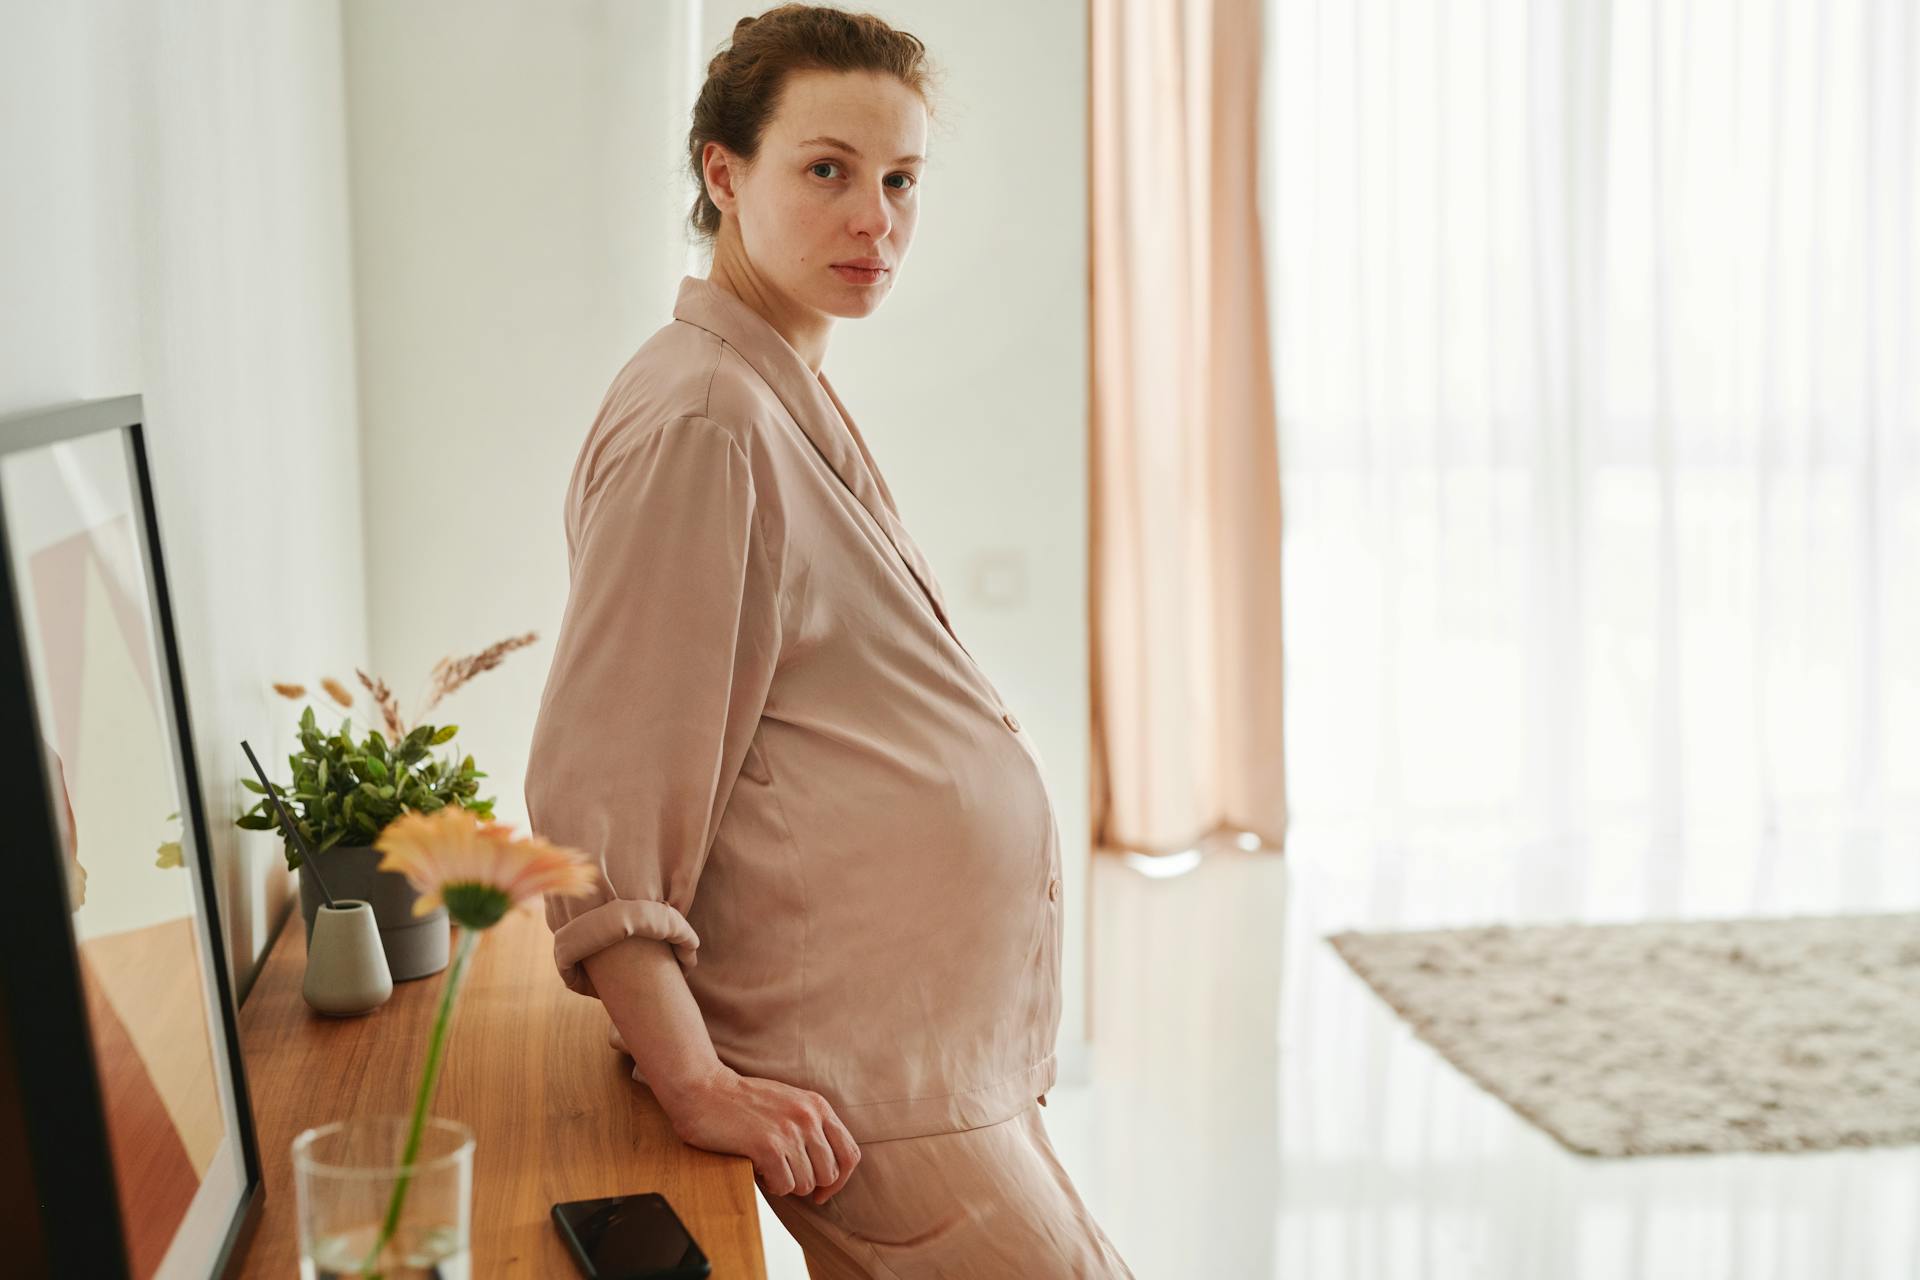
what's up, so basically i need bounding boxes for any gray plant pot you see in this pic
[296,844,449,981]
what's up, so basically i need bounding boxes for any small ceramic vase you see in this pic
[297,845,450,980]
[303,899,394,1016]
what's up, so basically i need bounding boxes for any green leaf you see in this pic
[252,698,503,856]
[240,776,266,794]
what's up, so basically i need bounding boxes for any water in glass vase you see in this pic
[302,1222,470,1279]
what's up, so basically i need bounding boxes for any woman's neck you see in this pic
[706,251,833,374]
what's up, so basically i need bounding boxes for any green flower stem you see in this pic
[356,924,479,1278]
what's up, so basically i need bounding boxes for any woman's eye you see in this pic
[809,161,916,191]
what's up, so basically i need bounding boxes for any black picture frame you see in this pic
[0,394,263,1277]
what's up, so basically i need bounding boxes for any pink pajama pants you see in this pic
[760,1099,1136,1279]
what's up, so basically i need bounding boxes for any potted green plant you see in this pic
[237,636,534,981]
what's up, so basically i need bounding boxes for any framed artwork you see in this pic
[0,395,263,1277]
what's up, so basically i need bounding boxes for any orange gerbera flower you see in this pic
[356,803,597,1272]
[373,805,598,930]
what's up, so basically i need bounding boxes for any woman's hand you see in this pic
[658,1065,862,1204]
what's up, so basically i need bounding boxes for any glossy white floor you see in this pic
[759,819,1920,1278]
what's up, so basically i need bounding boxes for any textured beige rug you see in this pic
[1327,910,1920,1157]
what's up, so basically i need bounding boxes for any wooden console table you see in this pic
[233,902,765,1277]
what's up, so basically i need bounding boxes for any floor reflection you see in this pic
[1049,835,1285,1279]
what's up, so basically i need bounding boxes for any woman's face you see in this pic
[707,68,928,320]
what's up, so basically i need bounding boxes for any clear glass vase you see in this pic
[292,1114,474,1278]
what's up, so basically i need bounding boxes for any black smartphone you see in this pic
[551,1192,712,1279]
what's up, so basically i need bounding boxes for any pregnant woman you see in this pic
[523,6,1134,1277]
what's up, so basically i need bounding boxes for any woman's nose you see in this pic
[849,186,892,239]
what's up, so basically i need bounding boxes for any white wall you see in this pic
[344,0,1093,1069]
[340,0,704,863]
[1,0,369,1001]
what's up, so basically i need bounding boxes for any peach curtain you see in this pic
[1089,0,1288,857]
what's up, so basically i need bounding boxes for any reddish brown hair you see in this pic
[687,4,940,244]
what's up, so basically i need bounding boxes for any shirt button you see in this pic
[1003,711,1021,732]
[1047,877,1061,901]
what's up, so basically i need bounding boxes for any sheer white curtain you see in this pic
[1262,0,1920,920]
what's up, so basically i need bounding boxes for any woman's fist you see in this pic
[660,1066,861,1204]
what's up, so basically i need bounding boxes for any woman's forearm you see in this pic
[580,935,727,1113]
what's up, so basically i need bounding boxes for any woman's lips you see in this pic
[832,264,887,284]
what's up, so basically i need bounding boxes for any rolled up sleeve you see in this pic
[525,415,780,1000]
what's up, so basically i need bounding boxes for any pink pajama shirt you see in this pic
[526,274,1129,1273]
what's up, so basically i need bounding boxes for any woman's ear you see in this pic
[703,142,740,219]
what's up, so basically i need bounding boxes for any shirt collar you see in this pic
[669,274,964,645]
[671,274,889,521]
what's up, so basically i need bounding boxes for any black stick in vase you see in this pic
[240,738,337,909]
